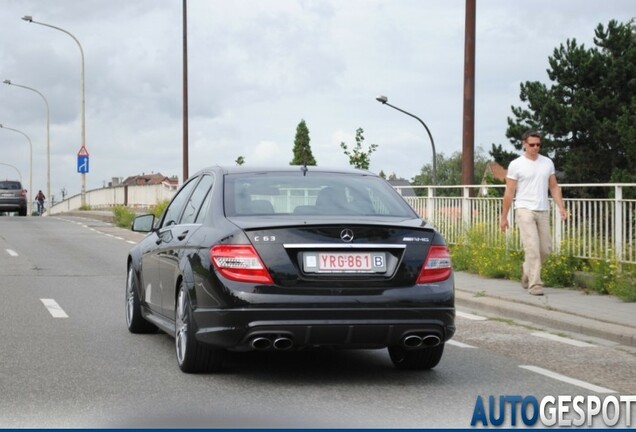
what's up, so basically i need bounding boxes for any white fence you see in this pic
[50,182,636,265]
[397,183,636,265]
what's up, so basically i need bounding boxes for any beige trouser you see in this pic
[515,208,552,289]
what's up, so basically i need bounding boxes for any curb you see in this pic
[456,289,636,348]
[62,211,115,224]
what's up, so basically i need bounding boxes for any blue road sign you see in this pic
[77,155,89,173]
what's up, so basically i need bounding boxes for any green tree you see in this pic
[235,156,245,166]
[412,147,491,196]
[290,119,317,166]
[340,128,378,170]
[505,19,636,196]
[489,143,517,168]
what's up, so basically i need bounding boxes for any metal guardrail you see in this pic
[397,183,636,265]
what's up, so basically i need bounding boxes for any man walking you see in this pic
[500,131,568,296]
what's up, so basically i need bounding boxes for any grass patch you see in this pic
[112,205,136,229]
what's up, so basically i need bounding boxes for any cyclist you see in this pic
[35,190,46,215]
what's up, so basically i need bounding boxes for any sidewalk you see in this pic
[454,272,636,348]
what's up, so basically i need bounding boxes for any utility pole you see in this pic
[462,0,476,188]
[182,0,189,184]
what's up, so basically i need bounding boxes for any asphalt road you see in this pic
[0,216,634,428]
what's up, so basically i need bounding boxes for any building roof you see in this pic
[387,178,417,196]
[483,162,507,182]
[122,173,178,187]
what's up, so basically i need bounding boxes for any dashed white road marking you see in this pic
[447,340,477,349]
[58,217,139,246]
[5,249,19,257]
[40,298,69,318]
[456,310,487,321]
[519,365,616,394]
[531,331,596,347]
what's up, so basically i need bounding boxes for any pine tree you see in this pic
[290,119,317,166]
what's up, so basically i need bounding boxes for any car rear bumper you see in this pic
[0,200,27,210]
[192,306,455,350]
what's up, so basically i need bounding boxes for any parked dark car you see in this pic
[0,180,27,216]
[126,166,455,373]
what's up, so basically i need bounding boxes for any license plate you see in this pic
[303,252,386,273]
[1,193,12,197]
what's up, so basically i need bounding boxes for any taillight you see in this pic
[210,245,273,284]
[416,245,452,284]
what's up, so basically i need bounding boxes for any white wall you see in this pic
[49,184,176,215]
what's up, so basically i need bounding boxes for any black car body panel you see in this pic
[127,166,455,371]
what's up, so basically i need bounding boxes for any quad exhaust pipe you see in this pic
[250,333,439,351]
[250,337,273,350]
[273,336,294,351]
[249,335,294,351]
[401,334,441,349]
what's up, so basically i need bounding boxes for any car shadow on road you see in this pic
[215,348,446,383]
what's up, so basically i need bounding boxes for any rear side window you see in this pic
[160,177,199,228]
[0,181,21,190]
[181,175,214,224]
[224,172,416,218]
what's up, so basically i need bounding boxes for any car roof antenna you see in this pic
[301,162,308,176]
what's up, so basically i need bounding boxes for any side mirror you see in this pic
[131,214,155,232]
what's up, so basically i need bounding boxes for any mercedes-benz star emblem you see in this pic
[340,229,354,242]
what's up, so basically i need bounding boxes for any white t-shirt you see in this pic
[506,154,555,211]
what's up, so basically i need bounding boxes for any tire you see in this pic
[125,265,157,334]
[175,284,225,373]
[388,343,445,370]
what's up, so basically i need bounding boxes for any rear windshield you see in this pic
[224,172,417,218]
[0,181,22,190]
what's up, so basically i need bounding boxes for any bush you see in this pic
[542,252,582,288]
[112,205,136,228]
[450,224,523,279]
[451,226,581,290]
[610,275,636,302]
[150,199,169,219]
[584,258,636,301]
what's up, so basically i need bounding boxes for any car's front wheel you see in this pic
[175,284,225,373]
[125,265,157,334]
[388,343,445,370]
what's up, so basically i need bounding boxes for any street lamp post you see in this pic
[0,124,33,215]
[3,79,50,215]
[0,162,23,184]
[22,15,87,207]
[376,95,437,185]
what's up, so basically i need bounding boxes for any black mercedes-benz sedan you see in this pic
[126,166,455,373]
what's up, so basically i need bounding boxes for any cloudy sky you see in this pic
[0,0,633,201]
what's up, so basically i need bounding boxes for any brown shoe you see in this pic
[529,286,544,296]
